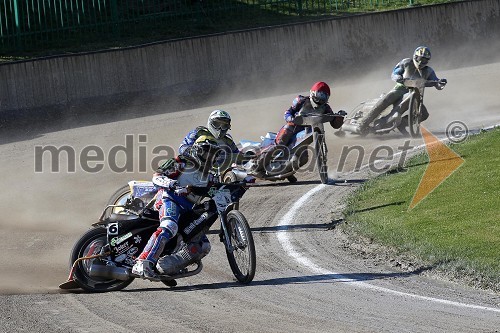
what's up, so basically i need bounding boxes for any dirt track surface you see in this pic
[1,61,500,332]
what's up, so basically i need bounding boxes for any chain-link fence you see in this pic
[0,0,450,54]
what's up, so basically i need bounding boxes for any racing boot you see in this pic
[348,123,370,136]
[132,259,157,279]
[247,157,268,178]
[397,116,410,137]
[157,235,211,275]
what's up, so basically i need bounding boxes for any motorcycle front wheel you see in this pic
[408,93,422,138]
[70,227,134,292]
[314,133,329,184]
[224,211,256,284]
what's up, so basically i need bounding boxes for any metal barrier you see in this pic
[0,0,447,53]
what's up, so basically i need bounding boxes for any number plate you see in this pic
[107,223,119,235]
[213,189,232,213]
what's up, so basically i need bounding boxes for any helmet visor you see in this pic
[311,91,329,105]
[211,118,231,131]
[415,56,429,67]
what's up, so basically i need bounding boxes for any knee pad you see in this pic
[160,219,179,237]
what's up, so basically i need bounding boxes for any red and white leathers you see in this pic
[276,95,336,146]
[250,93,344,176]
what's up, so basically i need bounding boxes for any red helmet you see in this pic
[310,82,330,108]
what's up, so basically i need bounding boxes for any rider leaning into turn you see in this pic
[354,46,447,135]
[179,109,240,167]
[132,110,246,279]
[251,81,345,176]
[277,81,344,146]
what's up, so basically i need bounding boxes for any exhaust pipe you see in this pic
[231,168,249,180]
[89,264,131,281]
[341,123,360,134]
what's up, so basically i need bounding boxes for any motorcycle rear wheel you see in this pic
[408,93,422,138]
[224,211,256,284]
[314,133,329,184]
[223,171,238,184]
[70,227,134,292]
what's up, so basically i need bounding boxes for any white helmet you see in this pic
[207,109,231,139]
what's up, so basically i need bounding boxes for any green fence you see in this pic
[0,0,431,54]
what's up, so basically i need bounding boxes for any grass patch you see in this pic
[344,128,500,291]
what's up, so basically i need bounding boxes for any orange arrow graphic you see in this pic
[409,126,465,209]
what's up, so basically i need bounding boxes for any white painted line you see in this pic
[276,185,500,313]
[276,130,500,314]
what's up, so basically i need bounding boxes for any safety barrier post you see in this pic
[12,0,21,49]
[110,0,119,37]
[297,0,303,16]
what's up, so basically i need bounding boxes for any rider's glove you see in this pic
[174,186,190,197]
[437,78,447,90]
[188,144,202,159]
[329,110,346,129]
[285,115,295,123]
[167,180,179,191]
[184,144,204,160]
[395,75,404,84]
[336,110,347,117]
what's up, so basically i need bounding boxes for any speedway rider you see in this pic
[132,135,220,279]
[132,110,247,279]
[353,46,447,135]
[179,109,240,170]
[252,81,345,176]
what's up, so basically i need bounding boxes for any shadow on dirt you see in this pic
[250,178,367,187]
[122,267,433,293]
[206,218,344,235]
[351,201,406,214]
[330,178,367,186]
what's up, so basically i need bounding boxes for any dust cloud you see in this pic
[1,35,499,294]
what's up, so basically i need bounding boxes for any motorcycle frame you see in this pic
[344,78,434,135]
[230,112,336,181]
[88,183,246,280]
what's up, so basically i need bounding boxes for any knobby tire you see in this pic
[408,93,422,138]
[70,227,134,292]
[224,211,256,284]
[315,133,329,184]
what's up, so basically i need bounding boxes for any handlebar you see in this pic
[293,112,344,126]
[403,78,447,89]
[176,181,251,195]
